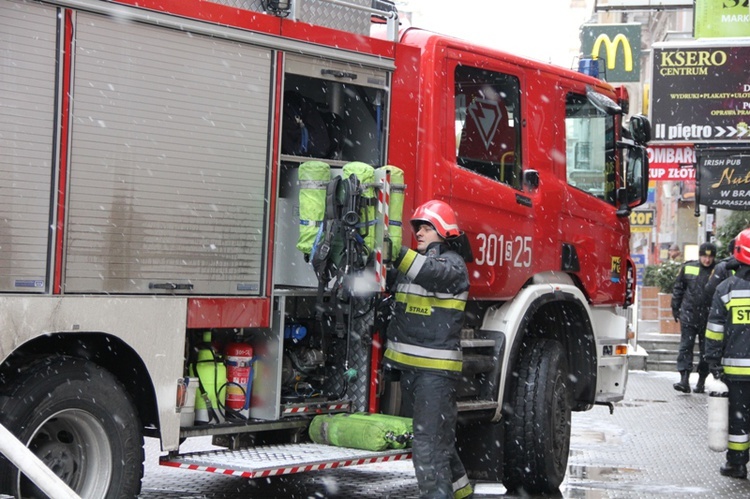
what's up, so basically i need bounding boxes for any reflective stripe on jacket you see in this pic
[705,266,750,379]
[384,242,469,374]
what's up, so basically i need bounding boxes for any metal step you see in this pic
[160,442,411,479]
[460,338,496,348]
[457,399,498,412]
[462,353,496,374]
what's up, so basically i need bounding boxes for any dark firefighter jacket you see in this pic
[383,241,469,375]
[705,265,750,380]
[672,260,715,326]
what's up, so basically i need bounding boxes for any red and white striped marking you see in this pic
[375,249,384,291]
[375,171,391,292]
[160,444,411,479]
[282,402,350,415]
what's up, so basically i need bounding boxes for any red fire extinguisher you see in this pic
[225,342,254,417]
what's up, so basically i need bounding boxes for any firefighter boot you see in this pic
[673,371,691,393]
[720,463,748,479]
[694,373,708,394]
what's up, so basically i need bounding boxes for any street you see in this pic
[139,370,750,498]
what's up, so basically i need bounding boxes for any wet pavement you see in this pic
[140,370,750,498]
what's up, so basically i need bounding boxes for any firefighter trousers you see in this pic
[676,322,709,374]
[726,380,750,466]
[400,369,471,499]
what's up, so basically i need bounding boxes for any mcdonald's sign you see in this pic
[580,24,641,83]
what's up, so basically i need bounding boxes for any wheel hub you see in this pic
[21,409,112,497]
[34,432,78,482]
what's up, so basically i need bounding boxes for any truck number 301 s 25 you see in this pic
[474,233,532,268]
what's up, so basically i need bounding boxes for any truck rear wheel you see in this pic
[503,338,571,493]
[0,356,144,498]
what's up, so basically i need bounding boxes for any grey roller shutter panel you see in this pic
[0,1,58,293]
[65,12,272,295]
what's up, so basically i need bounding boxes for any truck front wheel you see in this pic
[0,356,144,498]
[503,338,571,493]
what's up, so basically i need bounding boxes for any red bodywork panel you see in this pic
[187,298,271,329]
[388,30,630,305]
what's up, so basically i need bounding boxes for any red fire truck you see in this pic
[0,0,650,496]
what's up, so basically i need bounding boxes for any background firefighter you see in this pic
[705,237,740,307]
[705,228,750,479]
[383,200,473,499]
[672,242,717,393]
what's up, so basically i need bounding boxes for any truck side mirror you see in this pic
[615,188,629,217]
[629,115,651,145]
[617,145,649,217]
[523,169,539,190]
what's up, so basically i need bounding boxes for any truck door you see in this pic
[446,54,533,299]
[560,89,628,303]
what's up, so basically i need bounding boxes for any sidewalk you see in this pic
[565,370,750,498]
[140,370,750,498]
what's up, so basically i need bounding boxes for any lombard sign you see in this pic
[651,43,750,143]
[647,144,696,180]
[696,147,750,210]
[580,24,641,83]
[694,0,750,39]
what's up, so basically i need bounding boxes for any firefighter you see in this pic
[705,238,740,309]
[705,228,750,479]
[672,242,717,393]
[383,199,473,499]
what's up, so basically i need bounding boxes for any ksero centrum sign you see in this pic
[651,44,750,143]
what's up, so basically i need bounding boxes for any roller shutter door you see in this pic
[0,0,58,293]
[65,13,272,295]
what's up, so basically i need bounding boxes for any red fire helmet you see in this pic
[734,228,750,265]
[410,200,460,239]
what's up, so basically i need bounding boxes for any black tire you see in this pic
[0,356,144,498]
[503,338,571,493]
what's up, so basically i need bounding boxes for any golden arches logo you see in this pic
[591,33,633,72]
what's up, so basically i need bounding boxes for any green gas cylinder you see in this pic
[376,165,405,249]
[190,331,227,424]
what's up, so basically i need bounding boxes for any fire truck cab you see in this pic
[0,0,649,496]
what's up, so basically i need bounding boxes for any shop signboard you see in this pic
[694,0,750,39]
[647,144,696,180]
[651,43,750,143]
[696,147,750,210]
[594,0,692,10]
[580,24,641,82]
[631,254,646,286]
[629,209,655,233]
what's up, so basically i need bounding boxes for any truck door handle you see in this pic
[321,69,358,80]
[515,193,532,208]
[148,282,194,290]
